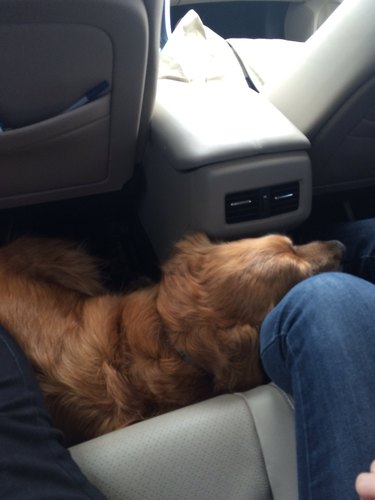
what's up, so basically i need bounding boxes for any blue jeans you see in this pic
[0,327,106,499]
[260,219,375,499]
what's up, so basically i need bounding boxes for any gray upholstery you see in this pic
[70,384,297,500]
[0,0,163,208]
[229,0,375,194]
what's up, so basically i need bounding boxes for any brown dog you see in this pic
[0,233,344,444]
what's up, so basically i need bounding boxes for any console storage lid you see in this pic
[153,80,310,171]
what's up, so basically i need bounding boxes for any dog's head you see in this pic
[157,232,344,393]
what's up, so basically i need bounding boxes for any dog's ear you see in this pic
[161,232,212,287]
[158,232,213,332]
[172,232,211,257]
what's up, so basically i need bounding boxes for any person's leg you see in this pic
[260,272,375,500]
[0,325,106,500]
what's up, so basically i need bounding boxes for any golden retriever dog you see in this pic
[0,233,344,444]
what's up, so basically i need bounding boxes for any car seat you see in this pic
[0,0,163,208]
[70,384,298,500]
[228,0,375,194]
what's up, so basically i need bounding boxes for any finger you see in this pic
[356,472,375,500]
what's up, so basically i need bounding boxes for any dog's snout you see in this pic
[296,239,346,273]
[327,240,346,259]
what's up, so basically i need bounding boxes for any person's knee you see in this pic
[260,272,372,389]
[279,271,369,312]
[261,271,375,356]
[261,272,372,349]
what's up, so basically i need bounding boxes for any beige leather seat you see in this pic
[229,0,375,194]
[70,384,298,500]
[0,0,163,208]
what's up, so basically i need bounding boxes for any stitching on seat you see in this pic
[232,391,269,456]
[269,382,295,411]
[232,391,269,462]
[233,386,297,500]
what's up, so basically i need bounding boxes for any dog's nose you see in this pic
[327,240,346,259]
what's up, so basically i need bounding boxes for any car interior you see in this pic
[1,0,375,498]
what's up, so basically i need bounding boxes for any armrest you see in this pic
[153,80,310,170]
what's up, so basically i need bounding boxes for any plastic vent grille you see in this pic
[225,182,299,224]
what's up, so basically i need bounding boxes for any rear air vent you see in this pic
[270,183,299,215]
[225,189,260,224]
[225,182,299,224]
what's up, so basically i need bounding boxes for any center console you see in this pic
[138,80,311,260]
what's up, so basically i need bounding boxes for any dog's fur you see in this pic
[0,233,344,443]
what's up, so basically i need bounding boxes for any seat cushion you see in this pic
[70,384,297,500]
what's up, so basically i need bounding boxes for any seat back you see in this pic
[284,0,343,42]
[263,0,375,193]
[70,385,298,500]
[0,0,163,208]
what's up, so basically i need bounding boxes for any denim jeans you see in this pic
[0,326,106,499]
[260,219,375,499]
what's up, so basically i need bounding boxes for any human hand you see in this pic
[356,461,375,499]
